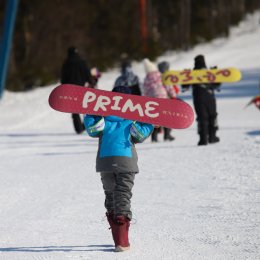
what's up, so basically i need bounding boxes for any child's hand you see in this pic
[84,115,105,137]
[130,121,154,143]
[130,122,145,143]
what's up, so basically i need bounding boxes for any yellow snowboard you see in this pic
[162,68,242,85]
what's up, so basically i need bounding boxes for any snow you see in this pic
[0,11,260,260]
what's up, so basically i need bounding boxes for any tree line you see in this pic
[1,0,259,92]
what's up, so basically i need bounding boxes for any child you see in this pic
[83,86,154,252]
[157,61,180,141]
[114,59,142,96]
[143,58,177,142]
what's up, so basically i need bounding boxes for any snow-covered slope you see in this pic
[0,11,259,260]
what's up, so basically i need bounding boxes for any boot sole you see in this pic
[115,245,130,252]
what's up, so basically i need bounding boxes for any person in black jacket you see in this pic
[114,59,142,96]
[183,55,221,145]
[61,46,94,134]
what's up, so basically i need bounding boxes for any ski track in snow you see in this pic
[0,11,260,260]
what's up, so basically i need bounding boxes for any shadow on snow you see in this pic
[0,244,115,253]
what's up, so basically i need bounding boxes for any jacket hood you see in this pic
[194,55,207,69]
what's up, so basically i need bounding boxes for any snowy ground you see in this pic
[0,11,260,260]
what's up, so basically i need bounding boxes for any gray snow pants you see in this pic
[100,171,135,220]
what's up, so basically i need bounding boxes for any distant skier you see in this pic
[158,61,180,98]
[61,46,94,134]
[143,58,176,142]
[114,59,141,95]
[157,61,180,141]
[90,67,102,88]
[182,55,221,145]
[84,86,153,252]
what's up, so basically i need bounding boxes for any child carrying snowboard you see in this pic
[84,86,154,252]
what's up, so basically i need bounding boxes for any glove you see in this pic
[130,121,152,143]
[84,116,105,137]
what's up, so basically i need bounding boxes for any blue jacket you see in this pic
[84,115,154,173]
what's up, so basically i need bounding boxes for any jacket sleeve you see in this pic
[130,121,154,143]
[84,115,105,137]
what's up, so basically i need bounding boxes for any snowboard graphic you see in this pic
[162,68,241,85]
[49,84,195,129]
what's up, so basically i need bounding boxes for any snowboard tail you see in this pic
[49,84,195,129]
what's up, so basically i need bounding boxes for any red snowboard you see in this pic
[49,84,194,129]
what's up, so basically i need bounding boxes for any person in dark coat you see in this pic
[61,46,94,134]
[183,55,221,145]
[114,59,141,96]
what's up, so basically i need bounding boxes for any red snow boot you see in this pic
[114,215,130,252]
[106,212,117,244]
